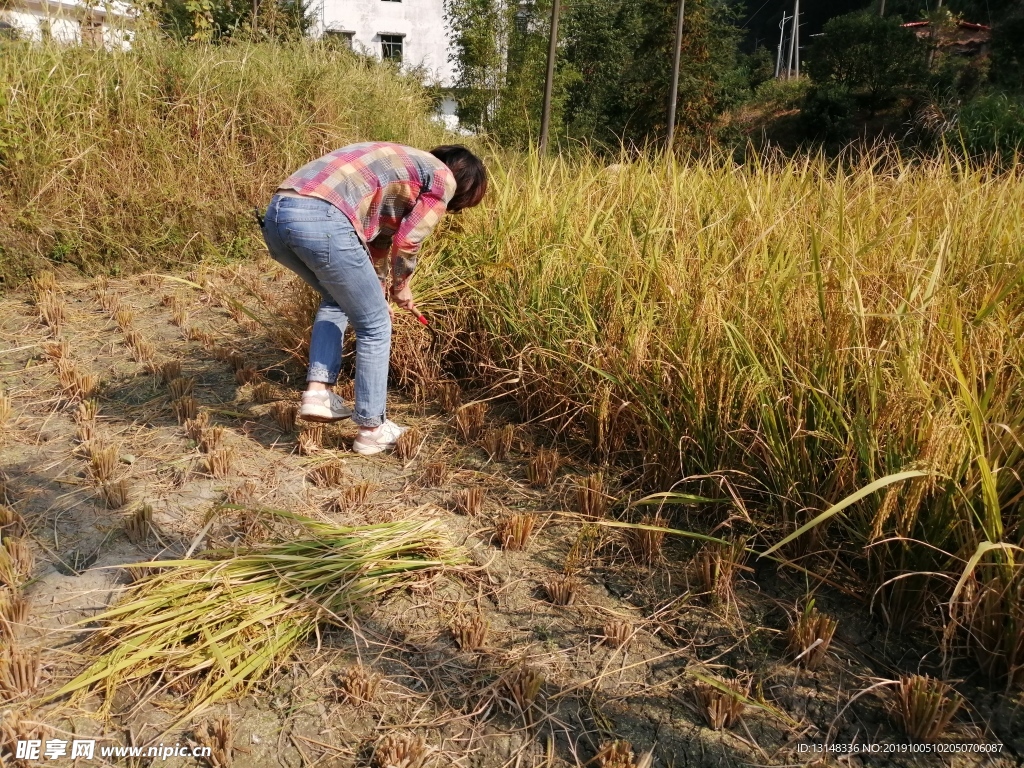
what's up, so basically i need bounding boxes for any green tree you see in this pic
[807,11,925,112]
[143,0,312,42]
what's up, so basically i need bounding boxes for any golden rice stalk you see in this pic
[123,328,143,349]
[168,377,195,400]
[544,575,578,606]
[595,740,636,768]
[123,563,165,584]
[786,600,837,671]
[419,460,449,488]
[138,273,161,288]
[454,402,486,443]
[251,382,275,404]
[50,516,457,726]
[0,709,50,763]
[372,733,432,768]
[0,648,41,698]
[497,513,536,551]
[629,514,668,565]
[453,487,484,517]
[97,290,121,314]
[42,340,70,360]
[172,396,199,423]
[298,426,323,456]
[694,538,748,604]
[503,664,544,721]
[0,548,19,589]
[171,304,189,327]
[130,339,156,364]
[481,424,515,461]
[200,426,226,454]
[693,675,747,730]
[271,402,298,433]
[160,293,177,307]
[331,482,375,513]
[335,664,380,704]
[76,418,95,445]
[125,504,155,545]
[0,393,11,426]
[577,472,608,519]
[103,479,132,510]
[226,351,246,372]
[89,444,119,483]
[31,270,57,293]
[206,447,235,479]
[225,480,259,506]
[114,307,135,329]
[893,675,962,743]
[453,614,488,651]
[309,460,346,488]
[4,538,34,581]
[184,411,211,443]
[195,717,233,768]
[37,291,65,332]
[161,360,183,383]
[602,619,632,649]
[235,367,258,385]
[0,506,26,536]
[394,426,424,461]
[197,329,220,347]
[0,591,31,637]
[434,381,461,413]
[526,448,560,488]
[76,398,100,422]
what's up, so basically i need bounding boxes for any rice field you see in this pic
[1,36,1022,768]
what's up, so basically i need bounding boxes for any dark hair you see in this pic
[429,145,488,212]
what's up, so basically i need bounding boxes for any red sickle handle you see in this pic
[417,314,428,326]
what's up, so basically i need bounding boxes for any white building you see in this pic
[0,0,136,46]
[314,0,459,127]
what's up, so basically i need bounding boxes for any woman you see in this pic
[261,142,487,455]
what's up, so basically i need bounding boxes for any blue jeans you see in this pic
[261,194,391,428]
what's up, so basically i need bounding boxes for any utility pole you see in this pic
[785,0,798,79]
[666,0,685,152]
[793,0,800,78]
[538,0,562,154]
[775,12,790,78]
[879,0,886,16]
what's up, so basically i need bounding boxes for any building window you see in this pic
[80,18,103,47]
[380,34,404,62]
[324,29,355,49]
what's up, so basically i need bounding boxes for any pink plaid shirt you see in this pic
[279,142,456,291]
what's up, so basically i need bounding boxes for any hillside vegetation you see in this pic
[0,39,446,285]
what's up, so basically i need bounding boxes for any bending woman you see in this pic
[261,142,487,455]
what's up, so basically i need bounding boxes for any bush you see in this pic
[800,84,856,142]
[0,38,448,285]
[957,93,1024,161]
[807,11,925,112]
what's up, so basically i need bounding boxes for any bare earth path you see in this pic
[0,263,1020,768]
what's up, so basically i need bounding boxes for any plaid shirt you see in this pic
[279,142,456,291]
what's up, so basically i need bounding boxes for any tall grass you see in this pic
[0,38,447,283]
[415,150,1024,678]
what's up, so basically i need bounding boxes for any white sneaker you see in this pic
[299,390,352,422]
[352,420,407,456]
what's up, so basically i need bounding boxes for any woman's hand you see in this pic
[390,283,419,319]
